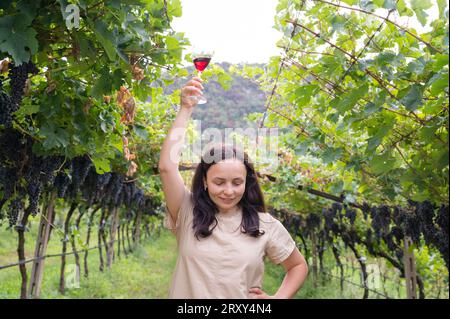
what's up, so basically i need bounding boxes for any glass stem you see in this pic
[198,71,202,80]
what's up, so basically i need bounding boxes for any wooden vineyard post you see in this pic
[311,232,318,288]
[28,192,57,299]
[107,207,119,269]
[133,210,143,245]
[403,236,418,299]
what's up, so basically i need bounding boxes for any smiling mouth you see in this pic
[219,197,235,202]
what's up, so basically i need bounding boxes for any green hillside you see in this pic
[166,63,266,129]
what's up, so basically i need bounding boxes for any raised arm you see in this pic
[158,77,204,224]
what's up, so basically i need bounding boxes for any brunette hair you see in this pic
[191,144,266,239]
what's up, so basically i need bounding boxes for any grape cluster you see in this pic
[331,202,342,219]
[7,193,24,227]
[69,156,93,198]
[370,205,391,240]
[306,213,321,230]
[292,215,301,237]
[53,161,73,198]
[0,90,13,127]
[345,208,357,225]
[9,62,39,110]
[361,202,371,220]
[0,128,25,163]
[403,209,421,244]
[41,156,64,188]
[26,178,42,217]
[0,166,18,208]
[323,207,340,235]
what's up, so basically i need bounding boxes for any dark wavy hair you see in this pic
[191,144,266,240]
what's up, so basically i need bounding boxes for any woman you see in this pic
[158,77,308,299]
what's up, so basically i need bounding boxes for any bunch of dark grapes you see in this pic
[292,215,301,237]
[323,207,339,235]
[7,192,25,227]
[0,166,18,209]
[40,156,64,188]
[345,208,357,225]
[53,161,73,198]
[392,206,406,227]
[101,173,121,207]
[23,154,43,217]
[361,202,371,220]
[122,182,137,208]
[9,62,39,110]
[0,89,13,127]
[26,178,42,217]
[365,228,373,243]
[378,205,391,230]
[390,226,404,243]
[93,173,112,203]
[382,232,397,251]
[331,202,342,220]
[283,212,293,231]
[133,188,144,208]
[436,231,449,270]
[323,208,333,229]
[436,205,449,234]
[371,205,391,240]
[403,209,421,245]
[112,175,124,206]
[69,156,93,197]
[370,207,381,239]
[9,64,28,110]
[0,128,25,163]
[306,213,321,230]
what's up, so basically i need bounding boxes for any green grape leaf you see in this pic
[91,155,112,174]
[400,84,423,111]
[369,152,399,175]
[168,0,182,17]
[40,124,70,150]
[427,72,449,96]
[92,20,118,61]
[410,0,433,26]
[333,84,368,113]
[0,15,38,64]
[321,146,343,164]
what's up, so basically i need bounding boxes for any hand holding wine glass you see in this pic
[181,77,204,110]
[187,50,212,104]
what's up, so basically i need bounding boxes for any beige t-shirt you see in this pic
[163,187,297,299]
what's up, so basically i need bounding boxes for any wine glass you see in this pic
[189,51,213,104]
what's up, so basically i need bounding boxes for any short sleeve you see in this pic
[265,219,297,264]
[163,187,193,235]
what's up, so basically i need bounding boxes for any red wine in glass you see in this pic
[193,57,211,72]
[190,53,212,104]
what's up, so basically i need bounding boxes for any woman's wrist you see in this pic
[180,104,194,113]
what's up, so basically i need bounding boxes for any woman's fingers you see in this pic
[180,77,204,109]
[248,287,272,299]
[248,287,263,294]
[181,86,203,96]
[185,78,204,90]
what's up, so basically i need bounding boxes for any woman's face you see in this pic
[204,158,247,213]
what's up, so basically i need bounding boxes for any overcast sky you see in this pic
[171,0,282,64]
[171,0,441,65]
